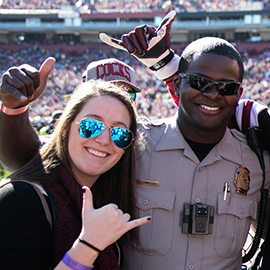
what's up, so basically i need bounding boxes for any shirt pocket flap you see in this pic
[217,192,258,220]
[135,186,176,211]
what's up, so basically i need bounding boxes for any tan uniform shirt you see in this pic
[123,116,270,270]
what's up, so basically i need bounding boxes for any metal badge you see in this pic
[234,166,250,195]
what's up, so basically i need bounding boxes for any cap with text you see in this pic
[82,58,141,93]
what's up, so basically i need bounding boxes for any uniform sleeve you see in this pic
[0,182,53,270]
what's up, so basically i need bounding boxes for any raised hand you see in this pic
[79,186,151,251]
[0,57,55,109]
[99,10,176,70]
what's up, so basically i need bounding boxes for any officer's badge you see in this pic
[234,166,250,195]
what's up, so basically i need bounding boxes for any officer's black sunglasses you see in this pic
[179,73,242,96]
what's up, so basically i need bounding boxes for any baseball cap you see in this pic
[82,58,141,93]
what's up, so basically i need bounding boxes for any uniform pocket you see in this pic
[214,192,258,257]
[134,185,176,255]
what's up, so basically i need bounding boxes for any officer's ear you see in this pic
[173,74,181,97]
[239,86,243,96]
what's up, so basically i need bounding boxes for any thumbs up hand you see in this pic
[0,57,55,109]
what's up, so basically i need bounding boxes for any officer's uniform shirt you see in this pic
[122,115,270,270]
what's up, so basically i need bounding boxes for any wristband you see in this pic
[149,50,174,71]
[1,103,29,115]
[154,54,181,81]
[78,238,101,254]
[62,253,93,270]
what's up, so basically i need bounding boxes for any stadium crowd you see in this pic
[0,43,270,132]
[0,0,268,12]
[0,44,178,129]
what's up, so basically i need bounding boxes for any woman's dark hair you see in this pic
[179,37,244,82]
[7,79,139,240]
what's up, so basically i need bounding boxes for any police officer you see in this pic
[119,36,270,270]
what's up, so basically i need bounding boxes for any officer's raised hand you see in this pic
[99,10,176,71]
[0,57,55,109]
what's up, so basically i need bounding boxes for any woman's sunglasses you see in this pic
[128,91,136,101]
[76,118,134,149]
[179,73,242,96]
[121,87,136,101]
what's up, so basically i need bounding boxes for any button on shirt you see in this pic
[122,115,270,270]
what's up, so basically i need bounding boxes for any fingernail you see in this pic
[147,217,152,221]
[19,95,28,101]
[82,187,86,193]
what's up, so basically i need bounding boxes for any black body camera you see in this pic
[182,203,214,235]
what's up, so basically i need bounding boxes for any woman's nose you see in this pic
[94,127,111,145]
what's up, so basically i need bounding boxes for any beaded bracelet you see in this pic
[62,253,93,270]
[78,238,101,254]
[0,104,29,115]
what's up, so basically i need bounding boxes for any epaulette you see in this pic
[137,116,165,129]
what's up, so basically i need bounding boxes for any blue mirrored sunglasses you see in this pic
[128,91,136,101]
[76,118,134,149]
[120,86,136,101]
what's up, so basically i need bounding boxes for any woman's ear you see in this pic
[173,74,182,97]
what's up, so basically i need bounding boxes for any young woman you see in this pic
[0,80,150,270]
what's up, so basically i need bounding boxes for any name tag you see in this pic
[136,180,160,187]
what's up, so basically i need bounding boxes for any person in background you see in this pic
[0,79,151,270]
[39,110,63,135]
[82,58,141,103]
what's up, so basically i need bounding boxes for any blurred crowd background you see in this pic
[1,0,270,12]
[0,43,270,132]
